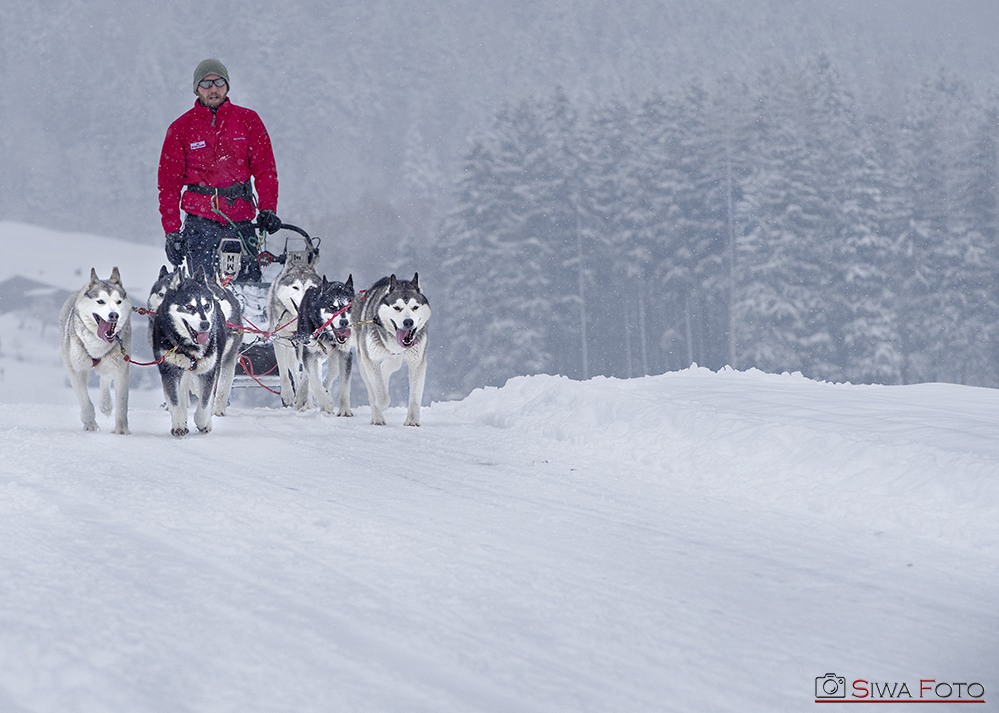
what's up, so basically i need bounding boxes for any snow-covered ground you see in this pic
[1,224,997,711]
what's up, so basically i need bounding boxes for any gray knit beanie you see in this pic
[193,58,229,94]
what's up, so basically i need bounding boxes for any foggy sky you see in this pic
[2,0,997,251]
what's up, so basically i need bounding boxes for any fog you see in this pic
[4,0,999,392]
[3,0,996,256]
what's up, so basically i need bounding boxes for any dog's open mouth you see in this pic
[95,314,118,343]
[186,323,210,346]
[333,327,351,345]
[396,328,417,348]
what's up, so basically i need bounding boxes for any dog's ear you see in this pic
[321,275,330,290]
[168,270,182,290]
[159,265,170,279]
[193,265,208,286]
[345,274,353,291]
[411,272,419,290]
[89,268,99,286]
[110,266,122,285]
[389,274,397,291]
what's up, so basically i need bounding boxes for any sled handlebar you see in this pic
[254,220,321,267]
[275,222,309,239]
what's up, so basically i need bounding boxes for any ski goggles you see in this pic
[198,78,228,89]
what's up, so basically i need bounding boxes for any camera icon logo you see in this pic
[816,673,847,698]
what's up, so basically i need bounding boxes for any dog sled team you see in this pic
[60,57,432,436]
[61,262,431,437]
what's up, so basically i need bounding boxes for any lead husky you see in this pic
[267,262,320,406]
[59,267,132,434]
[149,265,241,416]
[293,275,355,415]
[151,266,225,437]
[353,273,430,426]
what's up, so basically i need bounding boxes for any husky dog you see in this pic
[59,267,132,434]
[151,266,225,437]
[207,274,243,416]
[293,275,355,415]
[147,265,178,350]
[353,273,430,426]
[147,265,177,314]
[149,265,241,416]
[266,262,320,406]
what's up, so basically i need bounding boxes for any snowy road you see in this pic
[1,369,997,711]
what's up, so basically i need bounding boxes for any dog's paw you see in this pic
[112,427,132,435]
[337,408,354,418]
[171,427,189,438]
[83,421,99,432]
[212,408,227,417]
[370,415,386,426]
[403,418,421,427]
[197,425,212,434]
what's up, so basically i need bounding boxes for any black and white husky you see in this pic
[266,262,320,406]
[151,266,226,437]
[353,273,430,426]
[293,275,354,415]
[149,265,242,416]
[59,267,132,434]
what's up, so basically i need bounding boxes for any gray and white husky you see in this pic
[59,267,132,434]
[267,261,320,406]
[293,275,355,415]
[353,273,430,426]
[151,266,226,437]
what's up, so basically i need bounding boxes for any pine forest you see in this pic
[428,57,999,396]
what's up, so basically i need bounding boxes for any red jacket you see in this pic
[158,99,278,234]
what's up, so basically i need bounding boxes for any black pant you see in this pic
[181,214,262,282]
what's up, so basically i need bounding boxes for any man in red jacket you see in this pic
[158,58,281,282]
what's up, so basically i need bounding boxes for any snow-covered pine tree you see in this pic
[927,84,999,385]
[580,99,642,377]
[631,94,688,373]
[803,54,903,384]
[435,100,557,394]
[894,71,972,384]
[670,79,731,372]
[535,89,591,380]
[734,64,828,376]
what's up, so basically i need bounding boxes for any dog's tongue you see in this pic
[194,331,209,345]
[396,328,416,348]
[96,316,117,343]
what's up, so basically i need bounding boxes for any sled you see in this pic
[216,222,321,390]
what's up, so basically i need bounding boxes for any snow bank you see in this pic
[444,367,999,551]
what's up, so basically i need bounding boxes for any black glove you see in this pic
[257,209,282,234]
[165,232,185,266]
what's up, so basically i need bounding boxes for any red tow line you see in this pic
[236,354,281,394]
